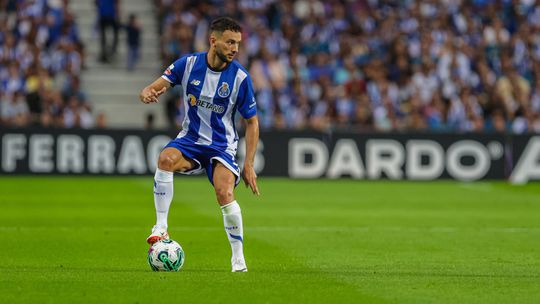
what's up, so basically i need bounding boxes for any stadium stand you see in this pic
[0,0,89,128]
[157,0,540,133]
[2,0,540,132]
[71,0,165,129]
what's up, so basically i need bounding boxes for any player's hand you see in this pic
[140,87,166,104]
[242,164,259,196]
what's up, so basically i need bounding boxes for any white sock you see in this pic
[154,168,174,229]
[221,201,244,260]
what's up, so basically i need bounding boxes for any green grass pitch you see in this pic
[0,177,539,303]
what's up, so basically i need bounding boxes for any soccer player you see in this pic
[139,17,259,272]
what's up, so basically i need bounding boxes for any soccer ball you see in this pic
[147,239,185,271]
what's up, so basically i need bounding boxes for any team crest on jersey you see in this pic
[217,82,230,98]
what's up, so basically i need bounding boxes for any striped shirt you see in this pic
[161,52,257,156]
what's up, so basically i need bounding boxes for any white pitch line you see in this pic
[0,226,539,233]
[458,183,495,192]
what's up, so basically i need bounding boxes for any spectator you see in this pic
[125,13,141,71]
[495,64,531,120]
[145,112,155,130]
[96,0,120,63]
[1,92,30,127]
[62,76,87,102]
[95,111,108,129]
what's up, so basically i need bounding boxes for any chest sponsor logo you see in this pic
[187,94,225,114]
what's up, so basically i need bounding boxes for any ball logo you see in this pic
[188,94,197,106]
[217,82,230,98]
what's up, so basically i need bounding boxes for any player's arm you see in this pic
[140,77,171,104]
[242,115,260,195]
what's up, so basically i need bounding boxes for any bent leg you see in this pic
[148,148,196,244]
[158,147,196,172]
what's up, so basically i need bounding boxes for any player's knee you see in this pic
[215,186,234,204]
[157,154,177,171]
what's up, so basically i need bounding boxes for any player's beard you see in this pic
[216,49,232,63]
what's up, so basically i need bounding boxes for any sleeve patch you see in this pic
[164,64,174,76]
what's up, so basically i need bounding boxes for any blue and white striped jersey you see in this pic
[161,52,257,156]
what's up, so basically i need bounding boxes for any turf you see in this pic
[0,177,539,304]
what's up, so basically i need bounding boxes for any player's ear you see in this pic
[209,33,217,47]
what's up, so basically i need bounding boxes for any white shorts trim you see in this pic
[177,158,204,175]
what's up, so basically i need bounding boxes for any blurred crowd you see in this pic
[158,0,540,133]
[0,0,97,128]
[3,0,540,133]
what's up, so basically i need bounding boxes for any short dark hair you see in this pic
[210,17,242,34]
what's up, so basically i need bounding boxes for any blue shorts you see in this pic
[163,137,241,186]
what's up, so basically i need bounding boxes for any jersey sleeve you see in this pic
[237,75,257,119]
[161,56,187,86]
